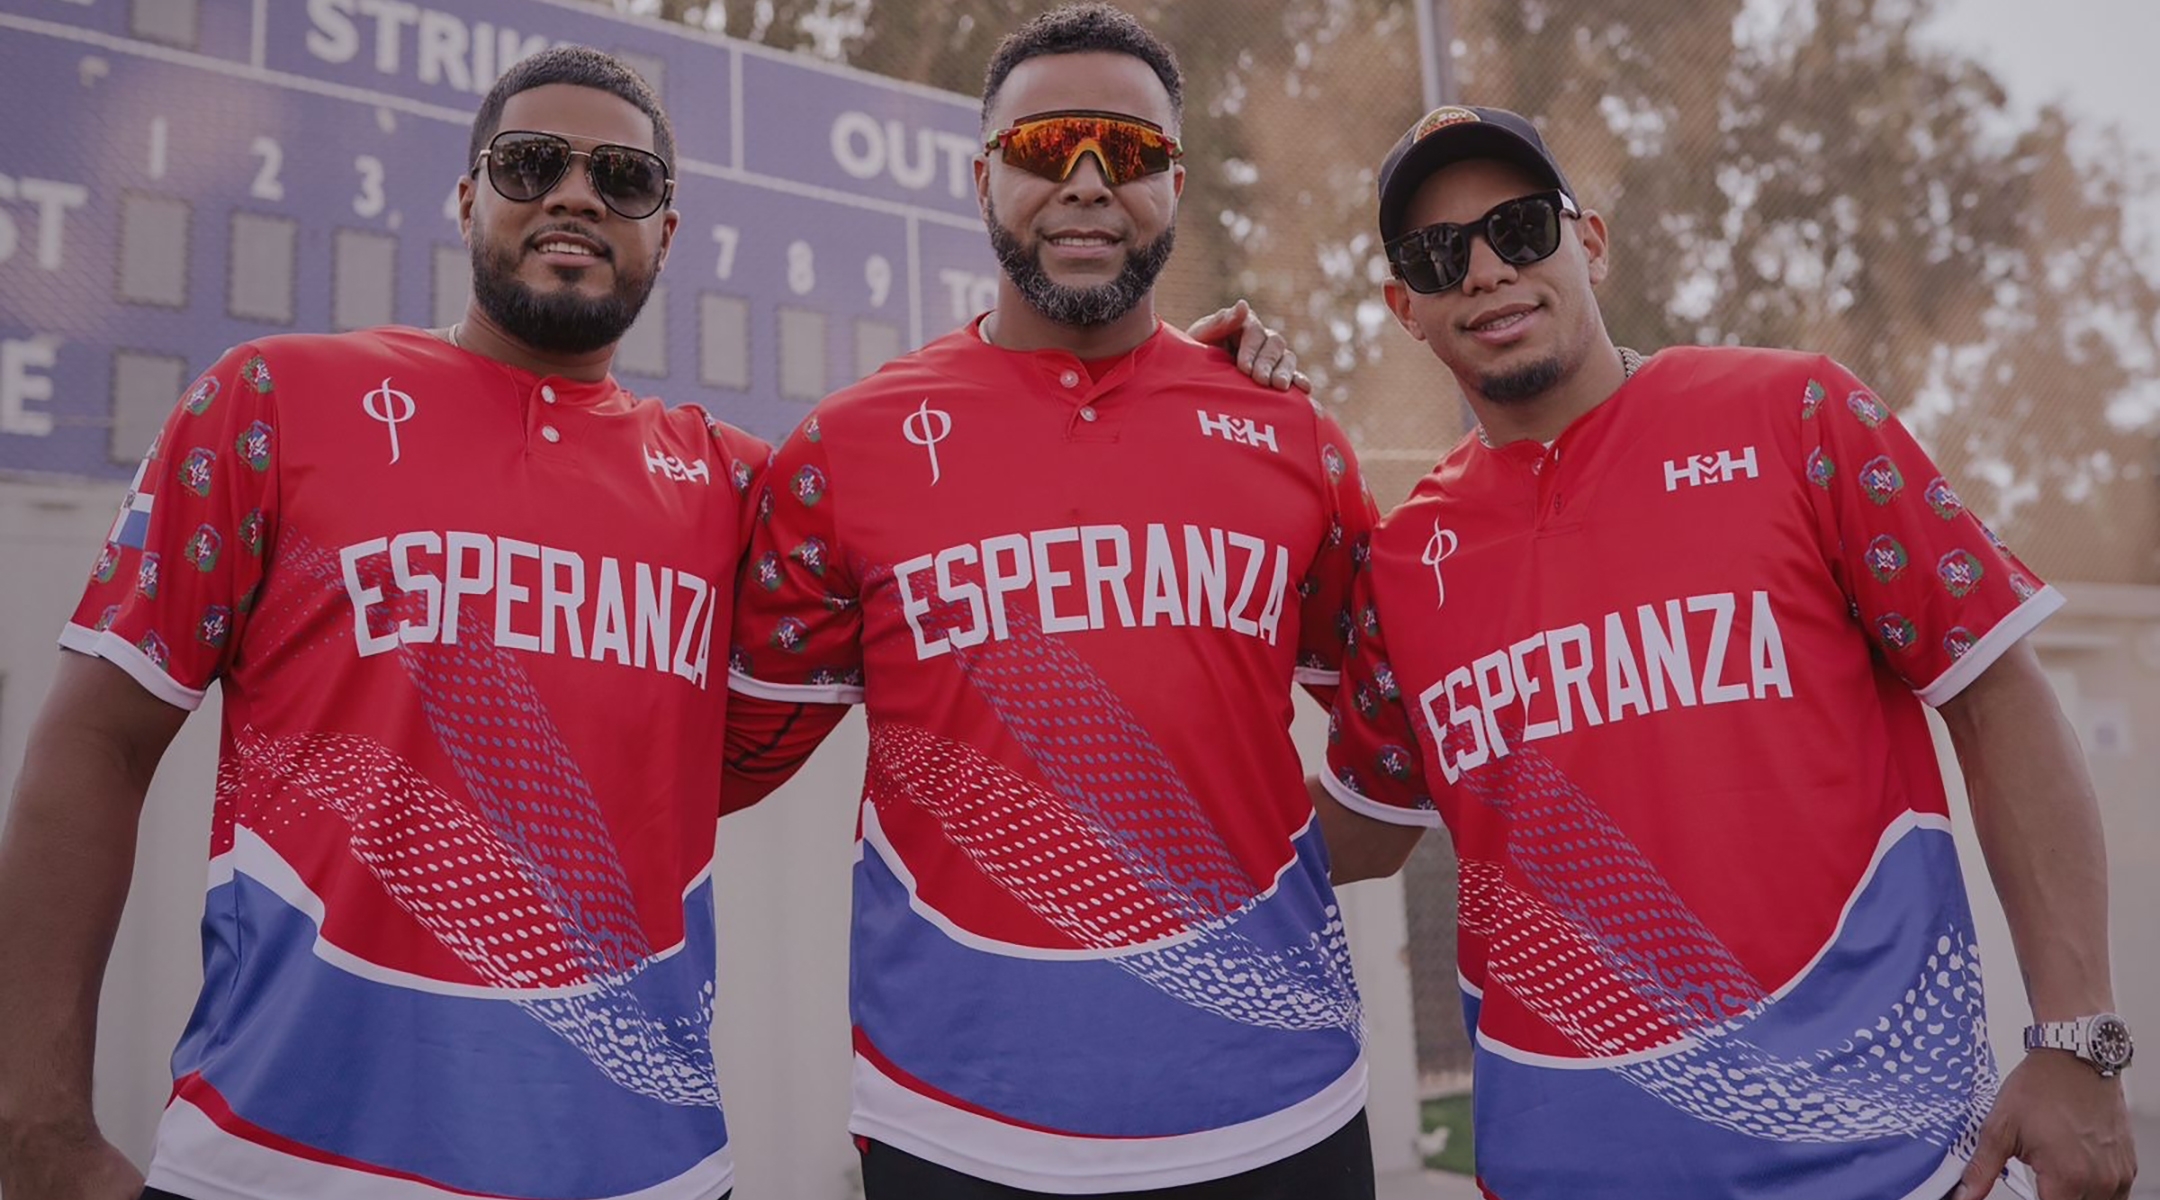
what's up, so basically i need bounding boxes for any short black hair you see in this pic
[982,3,1183,130]
[469,45,676,172]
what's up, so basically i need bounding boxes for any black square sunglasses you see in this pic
[1385,190,1579,294]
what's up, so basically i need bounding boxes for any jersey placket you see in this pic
[1486,439,1566,534]
[1041,358,1122,442]
[524,376,611,457]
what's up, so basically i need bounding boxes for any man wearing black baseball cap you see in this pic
[1375,104,1578,243]
[1307,104,2137,1200]
[1368,104,1628,437]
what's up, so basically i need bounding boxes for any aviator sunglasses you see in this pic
[985,110,1184,186]
[473,130,674,220]
[1385,190,1579,294]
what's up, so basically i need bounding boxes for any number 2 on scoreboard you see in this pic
[249,137,284,202]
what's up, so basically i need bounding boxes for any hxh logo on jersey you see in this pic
[1197,410,1277,452]
[1663,446,1758,491]
[363,378,417,465]
[644,446,710,484]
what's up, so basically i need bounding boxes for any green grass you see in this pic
[1419,1094,1476,1176]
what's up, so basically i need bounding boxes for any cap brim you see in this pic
[1380,124,1568,241]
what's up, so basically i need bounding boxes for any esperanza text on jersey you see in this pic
[893,523,1296,660]
[1420,590,1793,782]
[337,531,721,687]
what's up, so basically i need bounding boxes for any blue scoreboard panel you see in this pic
[0,0,1002,480]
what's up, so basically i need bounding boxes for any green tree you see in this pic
[1453,0,2160,578]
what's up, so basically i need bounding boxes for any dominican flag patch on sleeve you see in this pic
[109,450,158,550]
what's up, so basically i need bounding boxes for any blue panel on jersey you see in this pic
[1469,825,1991,1200]
[850,825,1363,1137]
[171,871,727,1199]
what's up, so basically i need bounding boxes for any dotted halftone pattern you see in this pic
[216,530,721,1109]
[1454,734,1992,1147]
[867,583,1361,1036]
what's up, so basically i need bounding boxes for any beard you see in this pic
[1477,353,1567,404]
[985,198,1175,328]
[470,224,659,356]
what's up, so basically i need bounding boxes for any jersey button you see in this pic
[541,385,557,404]
[541,425,561,443]
[1059,369,1080,388]
[1079,406,1098,422]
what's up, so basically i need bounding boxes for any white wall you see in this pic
[0,480,221,1166]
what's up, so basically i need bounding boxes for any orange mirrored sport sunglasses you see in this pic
[985,109,1184,186]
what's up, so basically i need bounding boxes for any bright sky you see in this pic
[1920,0,2160,263]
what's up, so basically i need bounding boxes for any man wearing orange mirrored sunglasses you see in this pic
[722,4,1380,1198]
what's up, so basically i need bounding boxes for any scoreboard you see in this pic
[0,0,1002,480]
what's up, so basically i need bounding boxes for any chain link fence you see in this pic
[652,0,2160,587]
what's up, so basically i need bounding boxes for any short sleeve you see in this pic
[727,414,865,704]
[1294,406,1381,695]
[60,345,281,709]
[1795,358,2062,705]
[1319,562,1442,828]
[696,410,773,559]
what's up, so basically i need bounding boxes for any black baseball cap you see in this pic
[1376,105,1576,242]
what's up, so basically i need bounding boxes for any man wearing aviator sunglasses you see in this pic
[1309,105,2135,1200]
[0,46,769,1200]
[722,4,1380,1198]
[475,130,674,222]
[461,118,674,361]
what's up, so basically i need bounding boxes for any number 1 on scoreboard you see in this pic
[711,225,740,280]
[147,117,168,180]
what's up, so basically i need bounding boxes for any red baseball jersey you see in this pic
[728,320,1377,1191]
[1325,347,2057,1200]
[64,327,768,1200]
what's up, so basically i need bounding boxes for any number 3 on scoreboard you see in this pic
[354,156,386,219]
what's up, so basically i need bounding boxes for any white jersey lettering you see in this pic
[896,523,1297,659]
[1428,591,1794,780]
[337,532,718,689]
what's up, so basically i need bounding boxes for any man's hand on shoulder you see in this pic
[1953,1048,2136,1199]
[1184,299,1312,392]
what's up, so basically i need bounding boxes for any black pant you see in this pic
[858,1109,1375,1200]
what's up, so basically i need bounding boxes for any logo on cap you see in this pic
[1414,106,1481,141]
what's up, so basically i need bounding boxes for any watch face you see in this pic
[2091,1015,2135,1070]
